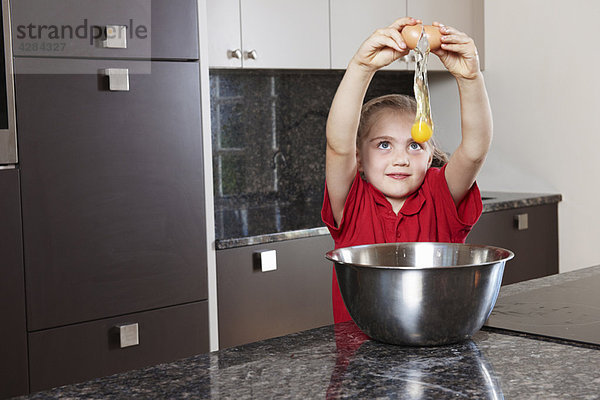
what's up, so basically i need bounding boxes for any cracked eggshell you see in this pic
[401,24,442,51]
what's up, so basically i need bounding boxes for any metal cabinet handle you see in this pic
[514,213,529,231]
[245,49,258,60]
[229,49,242,59]
[102,68,130,92]
[102,25,127,49]
[254,250,277,272]
[116,323,139,348]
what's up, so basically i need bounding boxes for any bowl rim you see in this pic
[325,242,515,270]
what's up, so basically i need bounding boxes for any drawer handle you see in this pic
[254,250,277,272]
[116,323,139,348]
[102,68,130,91]
[514,213,529,231]
[102,25,128,49]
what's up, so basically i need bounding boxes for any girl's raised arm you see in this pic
[431,23,492,206]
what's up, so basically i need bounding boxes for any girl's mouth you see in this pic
[386,173,410,180]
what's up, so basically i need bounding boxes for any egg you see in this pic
[401,24,442,51]
[411,120,433,143]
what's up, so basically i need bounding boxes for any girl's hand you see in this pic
[431,22,480,80]
[350,17,421,73]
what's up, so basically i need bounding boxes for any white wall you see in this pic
[429,0,600,273]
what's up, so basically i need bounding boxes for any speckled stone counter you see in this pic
[215,191,562,249]
[16,266,599,400]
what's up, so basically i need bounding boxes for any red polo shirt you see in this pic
[321,164,483,323]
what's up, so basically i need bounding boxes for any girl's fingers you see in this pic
[387,27,407,51]
[372,27,407,52]
[440,34,471,46]
[389,16,421,31]
[374,34,405,54]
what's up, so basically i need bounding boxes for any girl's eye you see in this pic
[377,141,391,150]
[409,142,422,151]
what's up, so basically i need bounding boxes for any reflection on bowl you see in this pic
[326,242,514,346]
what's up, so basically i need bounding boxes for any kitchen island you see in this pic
[15,265,600,399]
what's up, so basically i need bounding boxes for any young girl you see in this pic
[322,17,492,323]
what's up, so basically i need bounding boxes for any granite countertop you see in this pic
[216,191,562,250]
[17,265,599,400]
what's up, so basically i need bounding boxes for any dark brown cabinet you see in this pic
[5,0,209,394]
[467,203,559,285]
[217,235,334,348]
[11,0,198,60]
[16,58,207,331]
[28,301,208,392]
[0,169,28,399]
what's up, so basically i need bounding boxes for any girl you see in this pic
[322,17,492,323]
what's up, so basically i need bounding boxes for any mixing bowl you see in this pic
[326,242,514,346]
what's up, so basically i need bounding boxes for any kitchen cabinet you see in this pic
[11,0,209,393]
[28,302,208,392]
[207,0,330,69]
[467,203,559,285]
[16,58,208,331]
[217,235,334,348]
[11,0,198,60]
[0,169,28,399]
[15,58,209,390]
[330,0,408,71]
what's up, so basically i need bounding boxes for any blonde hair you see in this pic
[357,94,448,168]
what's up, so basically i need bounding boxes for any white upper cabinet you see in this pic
[207,0,243,68]
[407,0,484,71]
[330,0,408,71]
[206,0,484,71]
[207,0,330,69]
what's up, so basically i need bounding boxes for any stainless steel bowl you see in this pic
[326,242,514,346]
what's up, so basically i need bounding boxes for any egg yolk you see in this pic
[411,120,433,143]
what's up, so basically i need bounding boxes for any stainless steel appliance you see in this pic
[0,0,16,166]
[485,274,600,346]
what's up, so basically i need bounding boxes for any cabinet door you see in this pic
[240,0,330,69]
[467,204,559,286]
[11,0,199,60]
[330,0,408,70]
[217,235,334,348]
[16,58,207,331]
[29,301,209,392]
[407,0,484,71]
[0,170,28,398]
[207,0,242,68]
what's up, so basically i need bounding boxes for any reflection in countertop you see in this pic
[215,191,562,250]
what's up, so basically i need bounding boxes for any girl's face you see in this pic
[357,111,433,213]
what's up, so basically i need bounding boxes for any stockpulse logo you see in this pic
[15,19,149,49]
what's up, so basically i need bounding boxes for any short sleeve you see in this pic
[428,165,483,238]
[321,172,362,242]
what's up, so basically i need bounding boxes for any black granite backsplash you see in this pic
[210,69,413,240]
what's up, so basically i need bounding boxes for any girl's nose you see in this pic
[392,151,409,166]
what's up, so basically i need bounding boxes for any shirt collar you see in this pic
[365,179,426,216]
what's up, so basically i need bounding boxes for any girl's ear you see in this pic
[356,149,364,172]
[427,150,433,168]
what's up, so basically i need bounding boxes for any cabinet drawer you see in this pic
[467,204,559,285]
[217,235,334,348]
[16,58,207,330]
[11,0,198,60]
[28,301,209,392]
